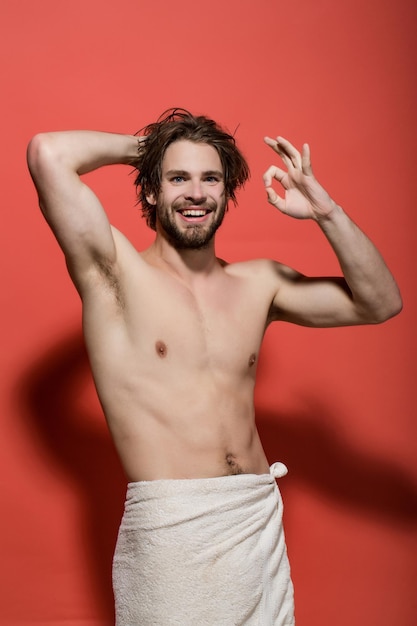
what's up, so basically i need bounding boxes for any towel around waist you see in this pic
[120,462,288,532]
[113,462,294,625]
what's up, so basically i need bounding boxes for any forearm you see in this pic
[317,204,402,322]
[27,130,139,179]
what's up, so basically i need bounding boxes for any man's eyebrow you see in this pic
[203,170,224,178]
[165,169,188,177]
[165,169,223,178]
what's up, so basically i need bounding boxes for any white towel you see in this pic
[113,463,294,625]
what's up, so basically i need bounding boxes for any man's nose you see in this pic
[185,179,206,203]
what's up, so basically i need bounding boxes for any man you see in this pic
[27,109,402,625]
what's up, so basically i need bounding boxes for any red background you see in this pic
[1,1,416,624]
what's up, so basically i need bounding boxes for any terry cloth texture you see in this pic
[113,462,294,626]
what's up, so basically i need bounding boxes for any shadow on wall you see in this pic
[17,331,417,621]
[257,407,417,530]
[18,330,126,623]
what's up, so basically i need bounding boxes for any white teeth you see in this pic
[181,210,207,217]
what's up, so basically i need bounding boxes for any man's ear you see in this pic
[146,193,157,206]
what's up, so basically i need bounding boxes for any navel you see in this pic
[225,453,244,475]
[248,352,257,367]
[155,340,168,358]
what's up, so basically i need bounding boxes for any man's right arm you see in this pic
[27,131,139,293]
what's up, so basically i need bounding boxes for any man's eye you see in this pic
[172,176,184,183]
[205,176,219,183]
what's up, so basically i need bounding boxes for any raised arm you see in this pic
[27,131,139,292]
[263,137,402,327]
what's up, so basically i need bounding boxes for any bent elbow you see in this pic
[385,294,403,321]
[370,293,403,324]
[27,133,55,176]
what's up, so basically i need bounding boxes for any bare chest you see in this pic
[124,269,270,375]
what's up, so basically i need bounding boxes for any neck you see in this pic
[146,232,221,280]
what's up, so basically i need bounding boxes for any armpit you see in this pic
[93,258,125,308]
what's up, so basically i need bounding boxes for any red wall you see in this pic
[1,1,416,624]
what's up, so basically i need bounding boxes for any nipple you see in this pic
[155,340,168,358]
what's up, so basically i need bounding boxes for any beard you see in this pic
[156,197,227,250]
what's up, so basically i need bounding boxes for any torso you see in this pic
[81,229,278,481]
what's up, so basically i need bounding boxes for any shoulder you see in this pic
[223,257,301,283]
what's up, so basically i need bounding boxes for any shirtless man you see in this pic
[27,109,402,625]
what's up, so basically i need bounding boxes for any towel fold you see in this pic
[113,464,294,625]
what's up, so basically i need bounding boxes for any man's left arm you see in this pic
[264,137,402,327]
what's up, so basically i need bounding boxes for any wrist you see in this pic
[315,202,344,226]
[119,135,140,164]
[125,135,146,166]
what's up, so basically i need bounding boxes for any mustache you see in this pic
[172,198,217,211]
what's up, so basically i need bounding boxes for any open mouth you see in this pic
[178,208,212,219]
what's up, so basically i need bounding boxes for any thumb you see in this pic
[266,187,284,211]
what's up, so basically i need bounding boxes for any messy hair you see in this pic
[132,108,250,230]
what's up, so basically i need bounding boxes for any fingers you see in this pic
[265,186,285,212]
[263,165,287,188]
[264,136,312,175]
[263,166,286,211]
[263,136,314,213]
[264,136,300,170]
[301,142,313,175]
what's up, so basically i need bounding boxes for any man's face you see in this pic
[148,140,227,249]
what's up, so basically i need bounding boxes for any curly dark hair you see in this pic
[132,108,250,230]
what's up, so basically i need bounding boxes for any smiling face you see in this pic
[147,140,227,250]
